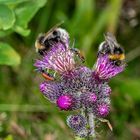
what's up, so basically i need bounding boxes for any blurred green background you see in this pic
[0,0,140,140]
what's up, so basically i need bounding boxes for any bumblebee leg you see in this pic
[114,60,122,66]
[80,55,85,63]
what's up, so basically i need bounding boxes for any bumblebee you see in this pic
[35,23,69,56]
[98,32,125,66]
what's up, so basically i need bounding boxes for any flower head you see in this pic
[97,103,110,117]
[39,81,62,103]
[101,83,112,96]
[34,28,126,137]
[81,92,97,107]
[67,114,87,132]
[57,95,73,110]
[56,95,80,110]
[93,54,125,80]
[34,42,76,74]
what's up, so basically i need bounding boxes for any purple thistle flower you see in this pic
[39,81,62,103]
[56,95,79,110]
[34,42,75,74]
[101,83,112,96]
[81,92,97,107]
[97,103,110,117]
[34,29,126,138]
[89,93,97,102]
[57,95,72,110]
[93,54,125,80]
[67,114,87,132]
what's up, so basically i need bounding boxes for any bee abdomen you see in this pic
[109,54,125,60]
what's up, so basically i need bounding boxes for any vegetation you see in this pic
[0,0,140,139]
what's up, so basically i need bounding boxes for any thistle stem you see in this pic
[88,113,95,138]
[85,108,90,140]
[76,108,96,140]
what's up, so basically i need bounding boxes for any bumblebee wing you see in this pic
[104,32,117,43]
[104,32,120,51]
[44,21,64,37]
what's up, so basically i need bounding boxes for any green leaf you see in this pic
[13,0,47,36]
[0,4,15,30]
[0,29,12,37]
[0,42,21,66]
[13,25,30,36]
[0,0,28,4]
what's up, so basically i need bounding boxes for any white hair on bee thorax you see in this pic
[56,28,69,41]
[98,41,106,52]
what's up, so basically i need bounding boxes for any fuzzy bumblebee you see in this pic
[98,32,125,66]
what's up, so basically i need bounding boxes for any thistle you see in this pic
[34,28,126,138]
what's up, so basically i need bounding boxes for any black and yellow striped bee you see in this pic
[98,32,125,66]
[35,23,69,56]
[35,22,69,80]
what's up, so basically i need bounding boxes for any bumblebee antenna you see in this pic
[45,21,65,36]
[104,32,116,43]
